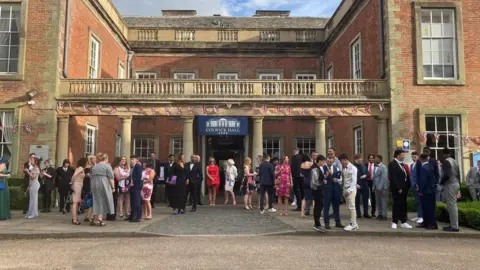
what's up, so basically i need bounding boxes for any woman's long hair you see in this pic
[96,152,109,162]
[244,157,252,167]
[86,155,96,168]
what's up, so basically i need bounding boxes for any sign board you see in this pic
[29,145,49,163]
[402,139,411,151]
[472,152,480,167]
[197,116,248,136]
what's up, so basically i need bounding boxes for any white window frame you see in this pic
[216,73,238,80]
[263,138,282,159]
[85,125,97,157]
[133,137,156,161]
[420,9,457,80]
[295,74,317,80]
[0,3,20,74]
[326,66,334,79]
[135,72,156,79]
[327,136,334,149]
[425,115,461,167]
[0,110,13,162]
[296,138,316,156]
[174,72,195,80]
[170,137,183,155]
[354,127,363,155]
[88,37,100,79]
[350,38,361,79]
[118,63,124,79]
[115,134,121,157]
[259,73,280,80]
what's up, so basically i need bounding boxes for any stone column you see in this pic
[182,116,194,160]
[120,116,132,159]
[315,117,327,156]
[377,116,389,164]
[252,116,263,160]
[56,116,69,167]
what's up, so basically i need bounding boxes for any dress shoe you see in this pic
[325,224,331,230]
[304,211,310,216]
[357,215,362,219]
[292,208,302,212]
[376,215,383,220]
[443,226,459,232]
[129,219,141,223]
[416,223,425,228]
[198,202,204,206]
[335,223,344,228]
[363,215,372,219]
[190,207,196,212]
[371,213,376,218]
[425,225,438,230]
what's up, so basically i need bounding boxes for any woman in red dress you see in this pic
[206,157,220,206]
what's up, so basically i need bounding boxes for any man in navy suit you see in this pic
[128,155,143,222]
[323,156,343,229]
[258,154,276,214]
[417,153,438,230]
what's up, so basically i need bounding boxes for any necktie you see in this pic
[369,164,373,179]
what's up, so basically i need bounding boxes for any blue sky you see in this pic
[111,0,341,17]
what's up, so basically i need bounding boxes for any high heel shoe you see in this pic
[72,219,81,225]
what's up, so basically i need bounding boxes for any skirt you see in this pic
[72,182,83,203]
[141,183,153,201]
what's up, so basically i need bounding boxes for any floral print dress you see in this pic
[275,164,291,197]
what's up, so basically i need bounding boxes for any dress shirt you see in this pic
[343,162,358,193]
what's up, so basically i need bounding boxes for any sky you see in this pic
[111,0,342,17]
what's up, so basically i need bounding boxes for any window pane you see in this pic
[431,23,442,36]
[10,33,18,45]
[9,46,18,58]
[421,24,431,37]
[0,59,7,72]
[444,65,454,78]
[431,51,441,64]
[8,59,17,72]
[432,10,442,23]
[423,53,431,65]
[443,39,453,52]
[0,6,10,19]
[0,46,7,58]
[443,23,454,37]
[431,39,441,51]
[433,65,443,77]
[443,52,453,65]
[421,10,431,23]
[0,19,9,32]
[422,39,431,51]
[425,117,436,132]
[447,117,454,130]
[423,65,432,78]
[437,117,447,131]
[0,33,9,45]
[448,135,455,148]
[442,10,453,23]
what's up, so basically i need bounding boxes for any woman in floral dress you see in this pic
[241,157,257,210]
[141,162,155,220]
[275,156,292,216]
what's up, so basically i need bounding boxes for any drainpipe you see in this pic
[62,0,71,78]
[379,0,386,79]
[320,55,325,79]
[126,51,135,79]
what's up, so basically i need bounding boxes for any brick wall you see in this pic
[132,56,319,79]
[324,0,382,79]
[264,118,316,156]
[67,0,127,78]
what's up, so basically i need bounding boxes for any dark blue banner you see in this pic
[197,116,248,136]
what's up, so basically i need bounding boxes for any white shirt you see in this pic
[342,162,358,193]
[190,163,194,171]
[395,158,407,181]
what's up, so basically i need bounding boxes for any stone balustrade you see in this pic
[58,79,388,101]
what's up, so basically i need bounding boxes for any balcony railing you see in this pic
[57,79,388,101]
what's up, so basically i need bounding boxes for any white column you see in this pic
[182,116,194,160]
[120,116,132,159]
[252,116,263,160]
[56,116,69,167]
[315,117,327,156]
[377,116,389,164]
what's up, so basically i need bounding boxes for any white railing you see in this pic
[59,79,388,99]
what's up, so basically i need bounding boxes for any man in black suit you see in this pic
[185,154,203,212]
[417,153,438,230]
[258,154,276,214]
[55,159,74,214]
[388,150,412,229]
[23,153,36,214]
[41,159,56,213]
[149,152,161,208]
[165,154,175,207]
[291,148,307,211]
[195,155,204,205]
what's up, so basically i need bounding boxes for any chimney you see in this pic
[162,10,197,17]
[254,10,290,17]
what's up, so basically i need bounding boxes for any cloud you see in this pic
[111,0,341,17]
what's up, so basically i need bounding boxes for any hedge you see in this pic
[436,201,480,230]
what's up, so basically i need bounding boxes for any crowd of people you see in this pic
[0,144,474,234]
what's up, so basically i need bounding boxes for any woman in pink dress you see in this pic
[275,156,292,216]
[206,157,220,206]
[141,162,155,220]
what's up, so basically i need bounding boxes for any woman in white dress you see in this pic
[114,156,130,219]
[25,157,41,219]
[224,159,238,206]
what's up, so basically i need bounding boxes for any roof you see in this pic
[122,16,329,29]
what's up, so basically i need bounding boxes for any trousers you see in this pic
[312,189,324,227]
[323,183,341,225]
[420,193,437,228]
[259,185,274,211]
[293,177,304,209]
[185,182,199,208]
[412,188,423,218]
[392,191,408,224]
[355,180,369,216]
[444,182,460,229]
[468,186,480,201]
[42,185,53,210]
[129,189,142,220]
[58,187,69,211]
[368,180,376,215]
[374,189,389,217]
[346,189,357,226]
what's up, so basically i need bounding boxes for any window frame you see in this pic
[170,137,183,156]
[259,73,280,80]
[174,72,196,80]
[115,134,121,157]
[295,138,316,156]
[0,2,26,80]
[118,62,125,79]
[350,36,361,79]
[424,115,461,161]
[326,64,334,79]
[135,72,157,79]
[0,110,13,163]
[88,34,101,79]
[263,137,282,159]
[353,127,363,155]
[295,74,317,80]
[414,2,465,85]
[85,125,97,157]
[216,73,238,80]
[327,135,334,149]
[133,137,156,161]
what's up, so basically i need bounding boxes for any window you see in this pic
[174,73,195,80]
[85,125,97,156]
[296,74,317,80]
[175,30,195,41]
[351,38,361,79]
[260,73,280,94]
[327,136,334,149]
[133,137,155,161]
[118,64,124,79]
[354,127,362,155]
[0,3,20,73]
[171,137,183,155]
[425,116,461,161]
[115,134,121,157]
[263,138,281,159]
[217,73,238,80]
[259,74,280,80]
[421,9,456,79]
[135,72,156,79]
[0,110,14,162]
[296,138,315,155]
[327,66,333,79]
[88,37,100,79]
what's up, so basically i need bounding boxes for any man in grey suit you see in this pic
[441,148,460,232]
[258,154,276,214]
[372,155,388,220]
[465,160,480,201]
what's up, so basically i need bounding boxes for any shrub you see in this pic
[436,201,480,230]
[8,185,45,210]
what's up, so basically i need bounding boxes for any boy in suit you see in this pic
[128,155,143,222]
[372,155,388,220]
[417,153,438,230]
[323,156,343,229]
[388,150,412,229]
[258,154,276,214]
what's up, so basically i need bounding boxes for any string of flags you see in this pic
[55,102,388,116]
[419,132,480,146]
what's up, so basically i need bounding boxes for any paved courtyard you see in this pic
[0,201,479,239]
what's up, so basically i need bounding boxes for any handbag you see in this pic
[275,178,280,186]
[170,175,177,185]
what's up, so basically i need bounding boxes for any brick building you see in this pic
[0,0,477,181]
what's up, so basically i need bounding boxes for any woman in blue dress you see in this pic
[0,160,11,221]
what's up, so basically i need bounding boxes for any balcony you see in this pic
[57,79,389,103]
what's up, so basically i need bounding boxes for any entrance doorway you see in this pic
[206,136,244,192]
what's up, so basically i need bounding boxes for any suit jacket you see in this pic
[466,167,480,188]
[258,161,275,186]
[388,160,411,193]
[418,163,436,195]
[415,159,439,185]
[291,153,307,178]
[373,163,388,190]
[324,164,342,187]
[131,163,143,191]
[55,166,74,189]
[166,162,175,181]
[42,166,56,189]
[151,158,161,179]
[186,162,203,184]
